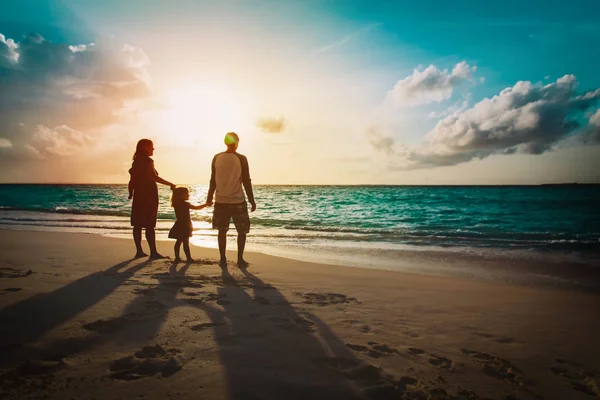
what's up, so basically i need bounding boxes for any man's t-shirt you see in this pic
[208,152,254,204]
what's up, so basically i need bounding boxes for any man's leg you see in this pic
[218,229,227,267]
[237,233,247,266]
[232,203,250,268]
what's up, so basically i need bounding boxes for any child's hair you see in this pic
[171,186,189,207]
[133,138,153,160]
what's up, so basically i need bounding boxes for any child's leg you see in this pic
[183,238,193,261]
[174,239,182,261]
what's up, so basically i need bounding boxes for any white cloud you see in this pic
[30,125,93,157]
[0,33,19,65]
[0,138,12,148]
[387,61,476,107]
[590,108,600,126]
[371,75,600,168]
[428,95,470,119]
[585,108,600,143]
[0,32,151,161]
[366,127,395,155]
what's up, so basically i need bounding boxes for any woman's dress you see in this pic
[129,157,159,228]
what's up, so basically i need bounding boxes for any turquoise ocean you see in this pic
[1,184,599,288]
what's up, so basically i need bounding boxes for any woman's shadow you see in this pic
[0,258,152,358]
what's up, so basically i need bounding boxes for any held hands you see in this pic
[190,203,210,210]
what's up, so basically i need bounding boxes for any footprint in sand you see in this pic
[182,292,221,305]
[2,287,22,292]
[82,312,145,334]
[428,354,454,369]
[0,267,33,278]
[151,273,205,289]
[370,343,398,355]
[0,357,69,395]
[269,312,316,333]
[346,343,369,352]
[462,349,525,386]
[133,286,156,296]
[346,341,399,359]
[108,345,183,381]
[312,356,430,400]
[340,319,372,333]
[294,292,360,306]
[407,347,425,355]
[550,358,599,397]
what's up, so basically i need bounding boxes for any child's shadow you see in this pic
[113,260,195,344]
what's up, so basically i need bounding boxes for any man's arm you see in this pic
[206,155,217,206]
[239,155,256,211]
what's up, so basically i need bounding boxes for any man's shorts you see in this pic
[212,202,250,233]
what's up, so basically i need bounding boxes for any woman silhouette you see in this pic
[128,139,175,259]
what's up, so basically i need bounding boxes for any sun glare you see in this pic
[161,84,251,147]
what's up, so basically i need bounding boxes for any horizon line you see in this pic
[0,182,599,187]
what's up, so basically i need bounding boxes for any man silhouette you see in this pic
[206,132,256,268]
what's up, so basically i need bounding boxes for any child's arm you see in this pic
[189,203,208,210]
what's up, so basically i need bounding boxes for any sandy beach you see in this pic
[1,229,599,400]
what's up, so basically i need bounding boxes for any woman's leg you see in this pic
[174,240,182,261]
[133,226,147,257]
[146,227,165,258]
[183,238,193,261]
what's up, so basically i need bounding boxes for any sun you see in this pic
[160,83,251,147]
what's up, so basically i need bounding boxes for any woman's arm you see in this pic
[189,203,208,210]
[153,174,175,188]
[146,161,175,189]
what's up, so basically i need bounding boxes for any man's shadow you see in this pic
[197,266,367,400]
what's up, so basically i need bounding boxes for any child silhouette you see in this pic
[169,186,207,262]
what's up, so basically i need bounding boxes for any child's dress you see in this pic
[168,202,193,239]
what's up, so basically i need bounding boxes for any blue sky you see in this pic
[1,0,599,183]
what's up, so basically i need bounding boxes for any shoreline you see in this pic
[1,224,599,293]
[1,229,599,399]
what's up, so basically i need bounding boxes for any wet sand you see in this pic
[1,229,599,399]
